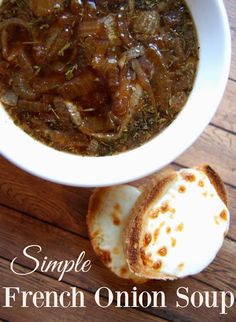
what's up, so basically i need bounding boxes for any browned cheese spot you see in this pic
[166,227,171,234]
[97,248,112,265]
[90,188,107,215]
[160,202,169,213]
[120,266,128,276]
[112,203,121,226]
[171,237,176,247]
[202,191,208,197]
[175,223,184,232]
[178,185,186,193]
[152,260,162,270]
[178,263,185,271]
[158,246,168,257]
[198,180,205,188]
[160,202,176,214]
[219,210,228,221]
[140,247,152,266]
[184,173,196,182]
[143,232,152,247]
[153,221,165,242]
[149,209,160,219]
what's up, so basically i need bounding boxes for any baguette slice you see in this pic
[124,165,230,280]
[87,185,146,283]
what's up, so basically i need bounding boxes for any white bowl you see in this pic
[0,0,231,187]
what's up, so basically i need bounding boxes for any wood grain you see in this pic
[0,207,236,321]
[0,1,235,321]
[176,126,236,187]
[212,79,236,133]
[1,156,236,241]
[225,0,236,80]
[0,258,166,322]
[0,205,235,305]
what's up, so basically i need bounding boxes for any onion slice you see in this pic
[65,101,82,127]
[131,59,156,106]
[0,90,18,106]
[118,44,145,68]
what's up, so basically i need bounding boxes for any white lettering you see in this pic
[3,287,20,308]
[10,245,41,276]
[95,287,113,308]
[176,287,189,308]
[220,291,234,315]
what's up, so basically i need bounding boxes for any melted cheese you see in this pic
[89,185,144,281]
[142,169,230,278]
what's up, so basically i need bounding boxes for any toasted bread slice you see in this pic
[125,166,230,280]
[197,164,228,206]
[87,185,146,283]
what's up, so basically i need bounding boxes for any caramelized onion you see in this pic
[65,101,82,127]
[0,18,30,31]
[118,44,145,68]
[78,20,104,37]
[0,0,198,156]
[18,100,48,112]
[29,0,64,17]
[70,0,84,14]
[12,74,39,100]
[106,63,120,94]
[58,70,98,101]
[17,49,35,76]
[33,26,72,63]
[146,43,165,69]
[117,13,135,47]
[133,11,160,38]
[112,68,133,117]
[87,83,142,142]
[0,61,9,76]
[1,28,8,60]
[131,59,155,106]
[33,75,64,94]
[104,15,121,45]
[0,90,18,106]
[138,56,154,79]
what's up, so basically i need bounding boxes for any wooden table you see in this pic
[0,1,235,321]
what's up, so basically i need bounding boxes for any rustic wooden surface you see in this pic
[0,1,235,321]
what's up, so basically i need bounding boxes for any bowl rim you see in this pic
[0,0,232,187]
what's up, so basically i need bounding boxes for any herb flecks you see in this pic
[65,64,78,81]
[58,42,71,56]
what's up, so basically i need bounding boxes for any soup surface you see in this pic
[0,0,198,156]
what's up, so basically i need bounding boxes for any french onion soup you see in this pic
[0,0,198,156]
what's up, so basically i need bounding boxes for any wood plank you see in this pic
[1,155,236,241]
[176,125,236,187]
[196,239,236,294]
[225,0,236,80]
[0,205,235,322]
[0,258,165,322]
[0,156,90,237]
[212,79,236,133]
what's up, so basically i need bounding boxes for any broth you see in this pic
[0,0,198,156]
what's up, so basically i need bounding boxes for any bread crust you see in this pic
[87,188,110,266]
[124,164,228,280]
[87,186,147,283]
[197,164,228,206]
[87,187,108,233]
[124,169,178,280]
